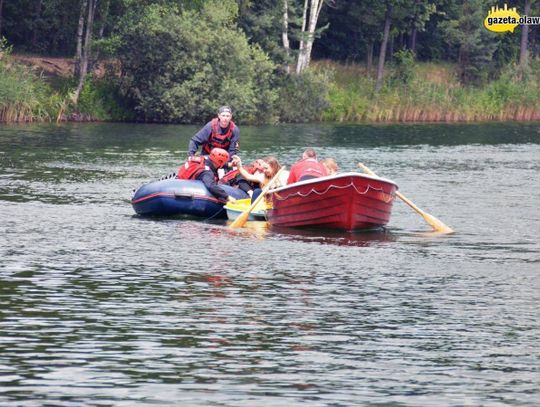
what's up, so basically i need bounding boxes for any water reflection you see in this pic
[269,226,397,247]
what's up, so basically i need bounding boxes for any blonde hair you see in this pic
[262,156,282,188]
[320,158,338,175]
[263,156,281,177]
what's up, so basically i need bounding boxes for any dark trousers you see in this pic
[251,188,262,203]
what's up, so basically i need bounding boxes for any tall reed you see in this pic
[319,60,540,123]
[0,53,63,123]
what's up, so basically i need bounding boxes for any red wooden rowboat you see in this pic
[266,172,398,230]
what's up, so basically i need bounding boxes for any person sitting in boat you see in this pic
[218,158,266,197]
[320,157,339,175]
[177,148,237,204]
[287,148,328,184]
[188,105,239,168]
[230,155,283,202]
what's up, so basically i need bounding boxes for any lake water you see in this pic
[0,122,539,406]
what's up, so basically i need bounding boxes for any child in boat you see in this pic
[219,158,266,197]
[320,158,339,175]
[231,155,283,202]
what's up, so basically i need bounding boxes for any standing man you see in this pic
[188,106,240,165]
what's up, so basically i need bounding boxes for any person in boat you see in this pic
[320,158,339,175]
[188,105,240,167]
[230,155,283,202]
[177,148,237,203]
[287,148,328,184]
[219,158,267,197]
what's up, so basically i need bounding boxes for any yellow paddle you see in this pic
[358,163,454,234]
[229,168,284,229]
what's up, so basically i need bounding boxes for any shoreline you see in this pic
[2,55,540,125]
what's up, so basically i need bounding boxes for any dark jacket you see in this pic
[188,120,240,158]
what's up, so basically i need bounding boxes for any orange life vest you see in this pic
[177,157,211,180]
[202,118,236,154]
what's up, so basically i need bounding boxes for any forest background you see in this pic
[0,0,539,124]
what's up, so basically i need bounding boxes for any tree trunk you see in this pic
[282,0,290,73]
[410,27,417,54]
[74,0,97,105]
[0,0,4,37]
[31,0,43,49]
[409,0,420,54]
[304,0,325,68]
[97,0,110,39]
[367,41,374,73]
[519,0,532,69]
[75,0,88,76]
[375,4,392,93]
[92,0,110,72]
[296,0,325,74]
[296,0,309,74]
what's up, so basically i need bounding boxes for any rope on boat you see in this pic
[203,206,226,221]
[272,182,395,204]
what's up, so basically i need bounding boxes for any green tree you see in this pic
[109,0,277,123]
[440,0,499,85]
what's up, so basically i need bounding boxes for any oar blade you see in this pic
[358,162,454,234]
[422,213,454,234]
[230,210,250,229]
[229,167,284,229]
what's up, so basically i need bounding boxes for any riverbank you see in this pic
[318,60,540,122]
[2,53,540,124]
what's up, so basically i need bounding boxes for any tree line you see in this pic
[0,0,539,123]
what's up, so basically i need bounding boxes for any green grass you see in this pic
[0,56,64,123]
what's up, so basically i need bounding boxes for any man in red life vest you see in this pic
[188,106,240,167]
[287,148,328,184]
[177,148,237,203]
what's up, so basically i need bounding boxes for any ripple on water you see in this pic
[0,123,539,406]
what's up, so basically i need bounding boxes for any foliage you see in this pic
[78,75,134,121]
[439,0,499,85]
[390,49,416,84]
[0,39,63,122]
[109,0,278,124]
[237,0,291,66]
[276,69,332,123]
[1,0,540,123]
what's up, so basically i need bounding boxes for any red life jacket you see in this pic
[177,156,211,180]
[202,118,235,154]
[287,158,328,184]
[219,164,258,186]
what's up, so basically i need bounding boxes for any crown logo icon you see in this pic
[484,4,521,33]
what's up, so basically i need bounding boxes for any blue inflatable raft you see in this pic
[131,178,248,218]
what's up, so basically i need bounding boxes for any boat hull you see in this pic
[224,198,267,221]
[131,178,248,218]
[266,172,398,230]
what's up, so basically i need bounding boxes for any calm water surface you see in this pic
[0,122,539,406]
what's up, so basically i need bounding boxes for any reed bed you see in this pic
[0,54,63,123]
[319,60,540,123]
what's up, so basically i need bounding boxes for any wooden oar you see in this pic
[358,163,454,234]
[230,168,284,229]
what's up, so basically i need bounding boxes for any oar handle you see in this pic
[230,168,284,228]
[358,162,424,214]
